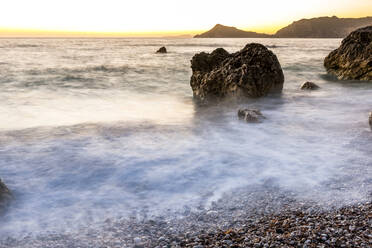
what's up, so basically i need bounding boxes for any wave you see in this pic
[15,44,40,48]
[60,75,92,82]
[89,65,129,73]
[266,45,288,48]
[124,43,237,48]
[24,64,189,78]
[27,65,130,76]
[319,73,339,82]
[0,44,41,49]
[283,64,321,72]
[123,42,289,48]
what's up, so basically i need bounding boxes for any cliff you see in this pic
[275,16,372,38]
[194,17,372,38]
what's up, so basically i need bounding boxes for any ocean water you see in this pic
[0,38,371,237]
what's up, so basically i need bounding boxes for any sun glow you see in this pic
[0,0,371,37]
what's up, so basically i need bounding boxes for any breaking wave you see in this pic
[0,37,371,239]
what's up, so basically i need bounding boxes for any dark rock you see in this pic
[300,82,320,90]
[0,179,12,213]
[156,47,167,53]
[369,112,372,129]
[194,24,272,38]
[190,43,284,104]
[324,26,372,81]
[238,109,265,123]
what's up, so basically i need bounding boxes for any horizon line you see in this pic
[1,15,371,38]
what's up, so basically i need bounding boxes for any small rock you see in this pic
[156,47,167,53]
[348,225,356,232]
[300,81,320,90]
[133,237,142,245]
[0,179,12,214]
[238,109,265,123]
[206,210,218,217]
[223,239,233,245]
[369,112,372,129]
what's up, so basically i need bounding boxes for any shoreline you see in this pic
[1,187,370,248]
[178,202,371,248]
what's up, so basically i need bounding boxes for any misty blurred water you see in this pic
[0,38,371,237]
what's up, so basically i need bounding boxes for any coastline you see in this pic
[178,202,372,247]
[0,36,371,247]
[1,186,370,247]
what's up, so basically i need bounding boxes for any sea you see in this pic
[0,38,371,238]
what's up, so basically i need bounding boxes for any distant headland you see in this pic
[194,24,271,38]
[194,16,372,38]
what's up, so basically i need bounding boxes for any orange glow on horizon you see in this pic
[0,0,370,37]
[0,27,201,38]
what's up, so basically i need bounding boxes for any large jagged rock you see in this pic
[324,26,372,81]
[0,179,12,214]
[190,43,284,103]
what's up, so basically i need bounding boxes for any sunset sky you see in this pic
[0,0,371,37]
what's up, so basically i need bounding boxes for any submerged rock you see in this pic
[0,179,12,213]
[324,26,372,81]
[300,81,320,90]
[238,109,265,123]
[156,47,167,53]
[190,43,284,104]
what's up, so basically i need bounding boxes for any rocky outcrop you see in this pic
[300,82,320,90]
[194,24,272,38]
[0,179,12,214]
[156,47,167,53]
[190,43,284,103]
[276,16,372,38]
[238,109,265,123]
[195,17,372,39]
[324,26,372,81]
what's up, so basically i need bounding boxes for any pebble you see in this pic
[0,191,370,248]
[133,237,141,245]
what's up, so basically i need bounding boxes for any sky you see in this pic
[0,0,371,37]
